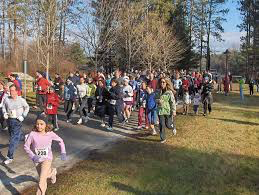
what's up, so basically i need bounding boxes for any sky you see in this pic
[210,0,244,53]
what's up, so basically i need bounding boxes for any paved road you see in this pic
[0,109,140,195]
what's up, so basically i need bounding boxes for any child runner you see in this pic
[0,81,8,130]
[137,81,149,130]
[24,114,67,195]
[46,87,60,131]
[193,92,201,115]
[183,90,190,115]
[146,85,157,135]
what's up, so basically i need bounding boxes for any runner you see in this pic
[146,85,157,135]
[201,77,213,116]
[9,74,22,96]
[95,79,109,127]
[193,92,201,115]
[45,87,60,131]
[86,78,97,118]
[123,78,134,123]
[24,114,66,195]
[77,77,89,125]
[157,78,177,143]
[53,73,64,96]
[137,81,148,130]
[2,84,30,164]
[0,81,8,130]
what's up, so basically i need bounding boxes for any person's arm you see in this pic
[51,132,66,154]
[22,98,30,118]
[24,133,36,160]
[169,92,177,116]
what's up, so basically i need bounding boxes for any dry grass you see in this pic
[22,84,259,195]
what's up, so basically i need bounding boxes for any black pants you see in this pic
[36,94,46,112]
[108,104,125,128]
[64,100,79,120]
[87,98,94,114]
[0,109,7,129]
[250,87,254,95]
[48,114,59,129]
[159,115,174,141]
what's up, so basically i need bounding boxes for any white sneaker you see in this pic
[4,157,13,165]
[54,128,59,132]
[66,119,72,123]
[161,139,166,144]
[77,118,83,125]
[152,129,157,135]
[107,126,113,131]
[101,123,106,127]
[137,126,142,130]
[173,128,177,136]
[3,127,8,131]
[51,168,57,184]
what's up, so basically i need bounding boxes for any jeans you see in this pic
[240,87,244,101]
[108,104,125,128]
[147,110,156,125]
[138,107,149,127]
[7,119,22,159]
[159,115,174,141]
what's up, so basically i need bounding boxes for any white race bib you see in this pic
[110,100,116,105]
[72,103,76,110]
[47,104,53,109]
[9,110,17,118]
[38,86,42,91]
[35,148,48,158]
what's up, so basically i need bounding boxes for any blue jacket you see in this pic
[147,92,157,111]
[64,83,78,101]
[138,89,147,107]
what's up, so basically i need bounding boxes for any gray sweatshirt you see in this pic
[2,96,30,119]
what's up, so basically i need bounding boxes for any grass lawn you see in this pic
[22,84,259,195]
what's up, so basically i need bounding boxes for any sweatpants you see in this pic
[36,160,55,195]
[7,119,22,159]
[158,115,175,141]
[48,114,59,129]
[108,104,125,128]
[79,98,88,118]
[36,94,47,112]
[138,107,149,127]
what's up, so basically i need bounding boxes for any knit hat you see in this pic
[36,114,48,124]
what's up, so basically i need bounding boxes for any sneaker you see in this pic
[137,126,142,130]
[203,113,206,116]
[173,128,177,136]
[161,139,166,143]
[51,168,57,184]
[3,127,8,131]
[66,119,72,123]
[77,118,83,125]
[107,126,113,131]
[4,157,13,165]
[101,123,106,127]
[54,128,59,132]
[145,126,149,130]
[152,129,157,135]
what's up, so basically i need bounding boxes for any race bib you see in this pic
[110,100,116,105]
[38,86,42,91]
[47,104,53,109]
[35,148,48,158]
[9,110,17,118]
[143,100,146,108]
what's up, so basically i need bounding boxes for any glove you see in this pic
[32,155,40,163]
[61,153,67,161]
[17,116,24,122]
[3,113,8,120]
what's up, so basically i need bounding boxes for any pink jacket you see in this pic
[24,131,66,163]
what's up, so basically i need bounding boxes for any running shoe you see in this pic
[161,139,166,144]
[152,129,157,135]
[137,126,142,130]
[51,168,57,184]
[101,123,106,127]
[54,128,59,132]
[77,118,83,125]
[107,126,113,131]
[4,157,13,165]
[66,119,72,123]
[173,128,177,136]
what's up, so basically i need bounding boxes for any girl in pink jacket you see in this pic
[24,114,66,195]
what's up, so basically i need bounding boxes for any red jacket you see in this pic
[182,79,190,91]
[45,92,60,115]
[36,77,50,95]
[13,80,22,96]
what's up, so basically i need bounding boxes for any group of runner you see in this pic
[0,68,214,195]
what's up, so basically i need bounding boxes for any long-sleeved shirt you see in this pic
[2,96,29,118]
[0,90,8,108]
[77,83,88,99]
[24,131,66,163]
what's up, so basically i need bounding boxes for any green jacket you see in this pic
[157,90,176,116]
[87,84,97,97]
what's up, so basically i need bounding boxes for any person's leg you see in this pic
[53,114,58,129]
[208,104,212,113]
[7,120,22,159]
[138,107,144,127]
[87,98,93,114]
[116,104,125,123]
[66,101,73,120]
[108,105,115,128]
[159,115,166,141]
[79,98,87,118]
[165,115,173,129]
[145,109,149,128]
[203,98,208,115]
[36,160,52,195]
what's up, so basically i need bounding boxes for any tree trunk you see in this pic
[206,0,213,71]
[1,0,6,60]
[189,0,194,43]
